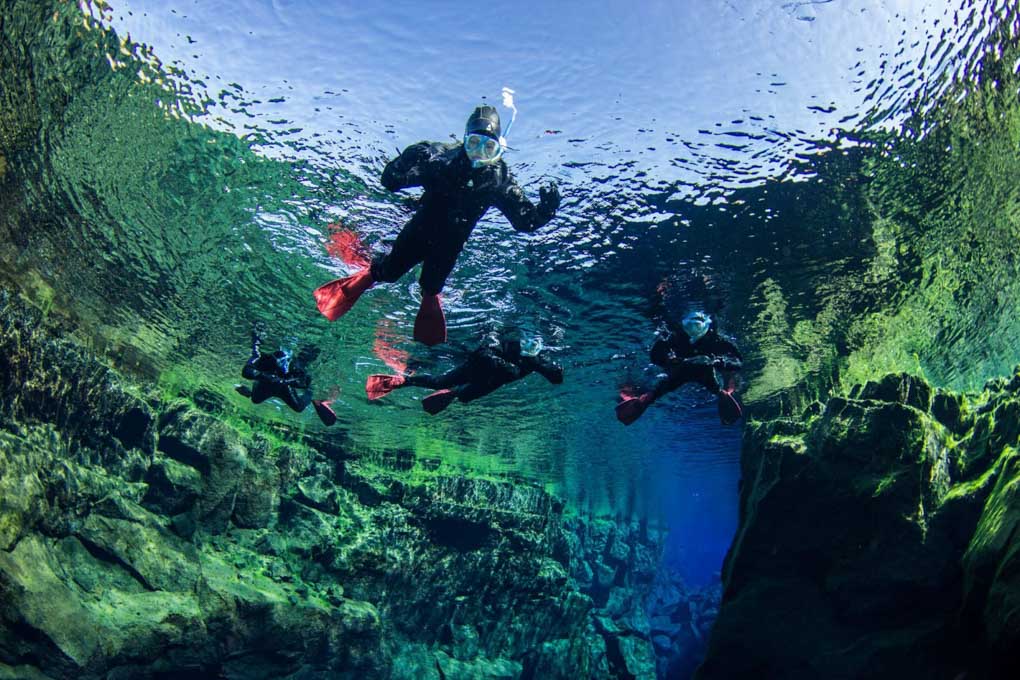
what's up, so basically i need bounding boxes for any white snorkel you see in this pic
[500,86,518,150]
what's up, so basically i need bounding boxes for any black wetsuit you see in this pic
[239,335,314,413]
[371,141,559,295]
[406,342,564,403]
[647,326,742,401]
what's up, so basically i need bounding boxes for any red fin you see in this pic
[313,269,374,321]
[366,374,405,400]
[422,389,456,415]
[414,294,447,346]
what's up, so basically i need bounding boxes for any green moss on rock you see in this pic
[700,369,1020,679]
[0,292,662,679]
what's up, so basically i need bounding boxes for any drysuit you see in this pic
[236,331,336,426]
[617,325,743,425]
[366,339,564,414]
[313,105,560,346]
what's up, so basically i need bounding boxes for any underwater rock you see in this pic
[141,457,202,516]
[698,369,1020,679]
[0,293,664,679]
[644,568,720,680]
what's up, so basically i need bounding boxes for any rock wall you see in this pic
[698,371,1020,679]
[0,291,664,679]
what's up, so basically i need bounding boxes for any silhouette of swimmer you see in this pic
[616,311,743,425]
[313,104,561,345]
[365,333,563,414]
[234,324,337,426]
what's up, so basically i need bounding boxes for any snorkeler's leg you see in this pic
[454,381,500,404]
[616,374,683,426]
[412,363,471,389]
[414,240,464,346]
[276,384,335,425]
[368,362,470,400]
[281,386,313,413]
[371,217,427,285]
[250,381,273,404]
[703,368,742,425]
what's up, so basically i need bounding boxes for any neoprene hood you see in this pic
[466,105,501,139]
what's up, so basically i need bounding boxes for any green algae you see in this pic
[1,289,668,678]
[703,367,1020,679]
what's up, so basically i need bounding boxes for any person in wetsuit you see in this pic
[365,333,564,414]
[313,105,561,345]
[616,311,743,426]
[235,325,337,426]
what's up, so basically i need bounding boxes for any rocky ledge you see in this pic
[698,370,1020,679]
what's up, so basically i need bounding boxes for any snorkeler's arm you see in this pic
[494,173,560,233]
[650,336,675,368]
[286,369,312,389]
[522,352,564,384]
[381,142,436,192]
[242,365,296,386]
[706,336,743,370]
[477,348,522,381]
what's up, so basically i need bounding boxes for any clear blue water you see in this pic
[3,0,1017,588]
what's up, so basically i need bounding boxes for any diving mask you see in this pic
[464,132,504,167]
[273,348,292,373]
[681,312,711,344]
[520,337,543,357]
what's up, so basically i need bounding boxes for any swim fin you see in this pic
[366,374,405,400]
[422,389,457,415]
[312,399,338,426]
[313,269,374,321]
[414,293,446,346]
[616,391,653,426]
[234,384,253,399]
[717,390,743,425]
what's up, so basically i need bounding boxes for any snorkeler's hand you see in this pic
[251,320,267,346]
[539,182,561,212]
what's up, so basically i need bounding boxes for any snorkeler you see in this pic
[616,311,743,426]
[365,333,564,414]
[313,104,561,345]
[234,324,337,426]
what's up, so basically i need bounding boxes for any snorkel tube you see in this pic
[499,86,517,150]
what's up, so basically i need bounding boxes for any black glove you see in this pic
[492,358,522,382]
[539,182,561,213]
[713,356,743,371]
